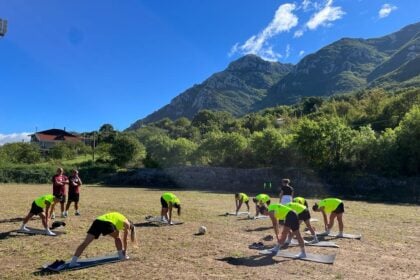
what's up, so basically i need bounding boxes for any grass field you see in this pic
[0,184,419,280]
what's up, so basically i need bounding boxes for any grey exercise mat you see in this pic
[259,246,279,255]
[310,218,319,222]
[275,251,336,264]
[310,231,362,239]
[249,215,268,220]
[145,216,184,225]
[17,227,65,236]
[289,239,339,248]
[43,254,121,272]
[226,211,249,216]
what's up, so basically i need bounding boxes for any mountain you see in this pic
[128,22,420,129]
[128,55,293,129]
[256,22,420,108]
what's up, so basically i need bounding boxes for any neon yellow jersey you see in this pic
[268,203,292,220]
[285,202,306,214]
[319,198,342,213]
[96,212,127,230]
[237,193,249,202]
[34,194,55,208]
[162,193,180,205]
[293,197,306,206]
[255,194,270,204]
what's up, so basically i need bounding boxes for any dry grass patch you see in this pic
[0,184,419,279]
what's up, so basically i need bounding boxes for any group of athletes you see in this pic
[234,178,345,258]
[19,171,342,266]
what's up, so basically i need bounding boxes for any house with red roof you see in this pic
[30,129,83,151]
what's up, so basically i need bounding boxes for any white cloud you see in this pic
[299,50,305,56]
[230,3,298,61]
[378,4,397,18]
[0,132,32,146]
[306,0,345,30]
[294,29,304,38]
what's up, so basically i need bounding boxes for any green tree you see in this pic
[0,142,42,164]
[394,106,420,175]
[109,135,146,167]
[294,117,354,169]
[250,128,294,166]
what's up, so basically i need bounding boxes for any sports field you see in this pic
[0,184,419,279]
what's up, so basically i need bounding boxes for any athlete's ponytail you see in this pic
[174,203,181,216]
[312,203,319,211]
[129,220,137,246]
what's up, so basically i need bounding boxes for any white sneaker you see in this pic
[270,245,280,253]
[336,232,343,237]
[51,213,55,219]
[20,225,30,232]
[312,237,319,243]
[46,230,56,236]
[295,252,306,258]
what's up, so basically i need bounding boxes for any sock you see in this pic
[118,250,124,259]
[70,256,78,265]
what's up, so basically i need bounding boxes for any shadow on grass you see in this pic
[0,217,39,224]
[217,254,288,267]
[134,222,160,227]
[33,268,60,276]
[244,226,272,232]
[0,230,36,240]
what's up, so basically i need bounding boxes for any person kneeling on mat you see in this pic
[285,202,318,243]
[69,212,136,267]
[312,198,344,237]
[20,194,60,236]
[160,192,181,225]
[235,193,250,215]
[260,204,306,258]
[252,193,271,217]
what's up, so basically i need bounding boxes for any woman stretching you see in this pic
[260,204,306,258]
[252,193,271,216]
[69,212,136,267]
[312,198,344,237]
[161,192,181,225]
[235,193,250,215]
[20,194,59,236]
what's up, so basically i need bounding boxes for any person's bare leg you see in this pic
[69,234,95,267]
[328,213,337,232]
[337,213,344,233]
[293,230,306,257]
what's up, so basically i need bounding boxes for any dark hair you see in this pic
[252,198,257,203]
[174,203,181,216]
[312,203,319,211]
[259,205,268,213]
[235,193,240,199]
[267,200,271,206]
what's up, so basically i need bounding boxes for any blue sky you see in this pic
[0,0,418,144]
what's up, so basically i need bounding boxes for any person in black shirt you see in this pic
[279,178,294,204]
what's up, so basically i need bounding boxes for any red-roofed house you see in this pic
[30,129,83,151]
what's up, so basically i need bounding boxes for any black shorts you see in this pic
[87,220,116,239]
[332,202,345,214]
[284,211,299,231]
[68,193,80,203]
[53,194,66,203]
[29,201,43,215]
[161,197,168,208]
[298,209,311,221]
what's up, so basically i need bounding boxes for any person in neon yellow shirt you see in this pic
[235,193,250,215]
[160,192,181,225]
[259,204,306,258]
[69,212,136,267]
[252,194,271,216]
[293,196,309,208]
[20,194,60,236]
[285,202,318,243]
[312,198,344,236]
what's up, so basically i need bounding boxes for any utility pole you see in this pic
[0,19,8,37]
[92,132,96,161]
